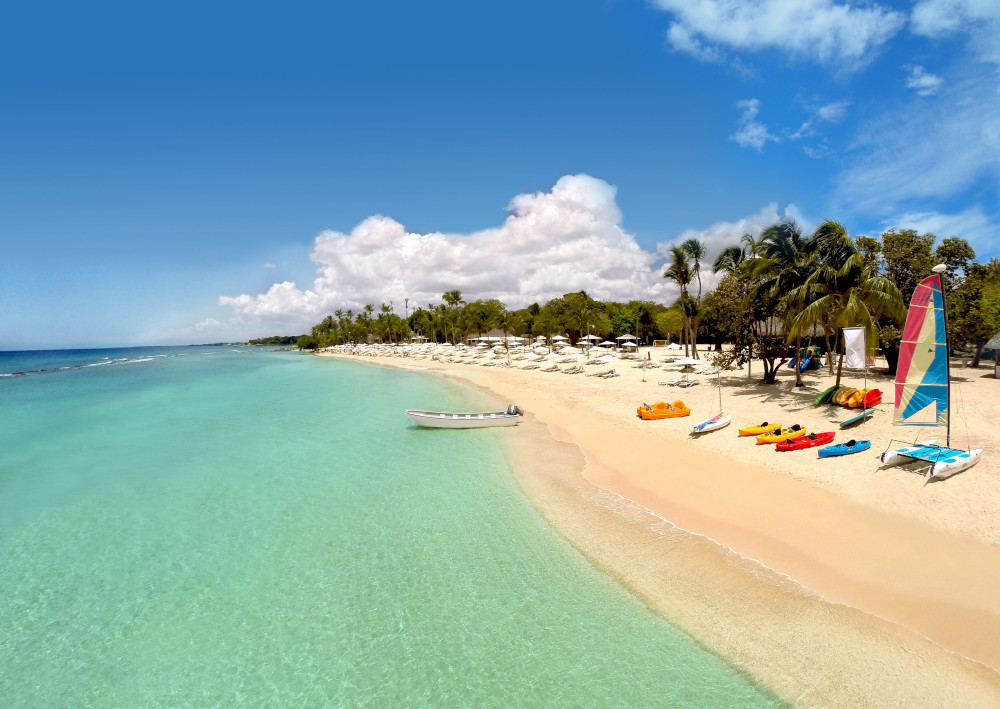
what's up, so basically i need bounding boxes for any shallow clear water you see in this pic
[0,348,782,706]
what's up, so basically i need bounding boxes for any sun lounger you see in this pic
[586,369,612,377]
[658,379,679,386]
[676,379,699,388]
[699,366,721,375]
[600,371,620,378]
[521,364,540,370]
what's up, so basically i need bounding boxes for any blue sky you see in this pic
[1,0,997,349]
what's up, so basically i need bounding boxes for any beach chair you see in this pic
[699,366,721,375]
[601,371,620,378]
[586,369,611,377]
[658,379,679,386]
[521,364,540,370]
[676,379,699,388]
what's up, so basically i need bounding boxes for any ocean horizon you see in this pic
[0,346,781,706]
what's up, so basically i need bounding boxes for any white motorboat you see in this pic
[405,404,524,429]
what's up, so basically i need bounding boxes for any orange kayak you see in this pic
[637,400,691,419]
[739,422,781,437]
[756,425,807,444]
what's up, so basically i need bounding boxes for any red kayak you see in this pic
[775,431,835,451]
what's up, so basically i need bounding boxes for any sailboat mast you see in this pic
[941,273,952,448]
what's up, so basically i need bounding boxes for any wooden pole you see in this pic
[835,330,845,388]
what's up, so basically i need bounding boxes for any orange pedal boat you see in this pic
[637,400,691,419]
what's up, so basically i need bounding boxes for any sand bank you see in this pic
[318,349,1000,706]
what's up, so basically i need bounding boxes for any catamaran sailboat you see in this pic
[880,265,982,482]
[691,370,731,434]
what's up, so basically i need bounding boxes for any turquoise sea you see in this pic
[0,347,782,707]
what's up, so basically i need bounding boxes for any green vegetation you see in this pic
[304,222,996,381]
[248,335,304,346]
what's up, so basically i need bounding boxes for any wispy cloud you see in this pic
[904,65,943,96]
[883,206,997,255]
[730,99,780,150]
[834,71,1000,214]
[651,0,904,73]
[911,0,1000,69]
[263,263,277,269]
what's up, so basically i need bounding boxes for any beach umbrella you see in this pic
[543,352,562,360]
[596,354,621,363]
[558,346,581,354]
[552,335,569,341]
[666,343,682,350]
[616,334,637,341]
[581,334,600,341]
[598,340,616,347]
[673,357,701,366]
[621,342,638,349]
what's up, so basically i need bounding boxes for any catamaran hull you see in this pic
[881,441,983,480]
[880,439,937,468]
[928,449,982,479]
[405,409,523,428]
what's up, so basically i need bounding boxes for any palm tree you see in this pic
[712,245,746,274]
[682,238,708,299]
[745,220,814,384]
[786,220,906,387]
[663,246,694,356]
[442,290,464,343]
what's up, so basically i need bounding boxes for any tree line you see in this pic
[299,221,1000,382]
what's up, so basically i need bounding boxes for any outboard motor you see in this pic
[506,404,523,416]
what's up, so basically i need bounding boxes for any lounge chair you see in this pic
[658,379,679,386]
[699,366,721,375]
[676,379,699,388]
[586,369,612,377]
[601,370,620,378]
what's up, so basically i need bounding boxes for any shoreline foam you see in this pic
[317,351,1000,705]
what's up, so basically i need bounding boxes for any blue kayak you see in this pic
[819,439,871,458]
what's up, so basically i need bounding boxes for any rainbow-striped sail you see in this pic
[893,274,949,427]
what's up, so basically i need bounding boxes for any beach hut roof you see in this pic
[986,331,1000,350]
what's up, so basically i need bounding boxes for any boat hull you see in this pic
[819,440,871,458]
[776,431,835,451]
[405,409,522,429]
[691,414,731,434]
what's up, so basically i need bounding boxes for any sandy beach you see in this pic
[319,346,1000,706]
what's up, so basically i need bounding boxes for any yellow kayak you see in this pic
[756,425,807,444]
[738,422,781,437]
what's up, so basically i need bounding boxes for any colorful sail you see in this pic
[893,274,948,427]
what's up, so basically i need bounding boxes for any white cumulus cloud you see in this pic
[652,0,905,73]
[211,177,798,338]
[220,176,678,328]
